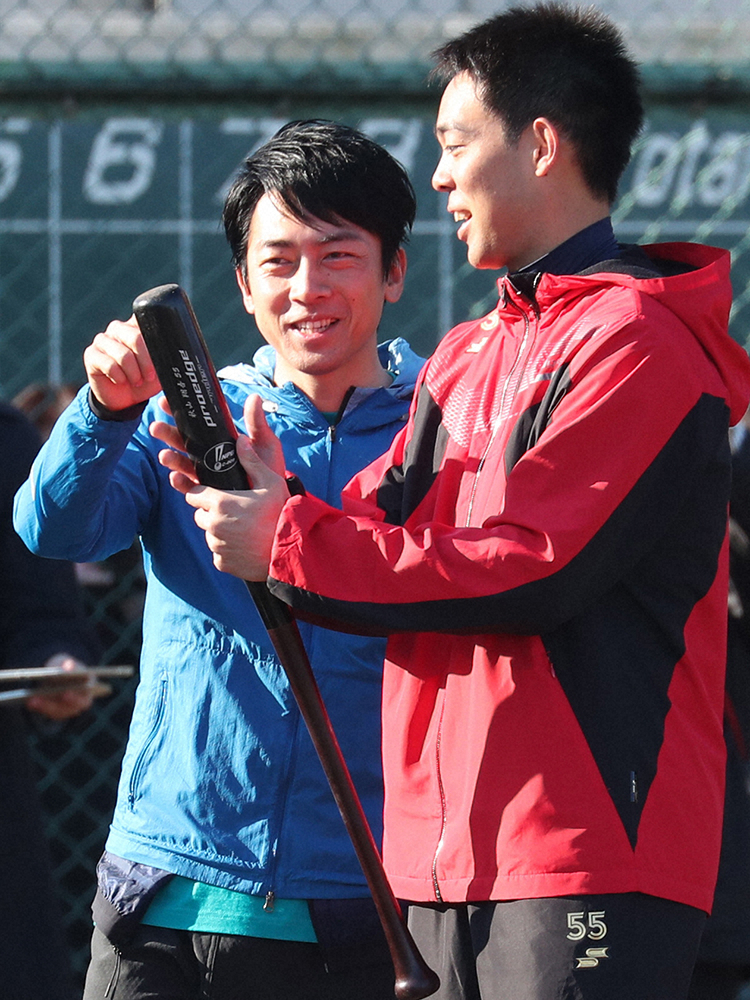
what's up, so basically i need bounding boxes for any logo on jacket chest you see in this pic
[435,318,603,448]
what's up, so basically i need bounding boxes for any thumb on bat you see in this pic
[242,394,286,478]
[235,433,287,500]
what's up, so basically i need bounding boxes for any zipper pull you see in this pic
[263,890,275,912]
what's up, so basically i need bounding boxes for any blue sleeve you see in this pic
[13,385,161,563]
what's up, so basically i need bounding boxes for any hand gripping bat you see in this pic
[133,283,440,1000]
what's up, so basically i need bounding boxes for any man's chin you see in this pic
[465,241,508,271]
[297,357,344,377]
[467,250,500,271]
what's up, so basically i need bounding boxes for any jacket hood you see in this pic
[534,242,750,425]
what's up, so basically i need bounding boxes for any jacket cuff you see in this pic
[88,389,147,423]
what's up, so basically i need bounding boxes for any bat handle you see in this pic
[246,580,296,629]
[264,613,440,999]
[378,906,442,1000]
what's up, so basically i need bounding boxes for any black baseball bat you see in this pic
[133,283,440,1000]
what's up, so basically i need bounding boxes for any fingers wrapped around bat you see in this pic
[150,417,189,456]
[156,440,201,492]
[84,317,161,412]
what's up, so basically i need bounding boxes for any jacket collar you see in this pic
[507,217,621,303]
[513,217,621,280]
[218,338,424,421]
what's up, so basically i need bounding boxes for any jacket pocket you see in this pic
[127,675,168,808]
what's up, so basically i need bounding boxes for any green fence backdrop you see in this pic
[3,0,750,989]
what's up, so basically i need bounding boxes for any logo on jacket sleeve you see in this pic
[466,336,490,354]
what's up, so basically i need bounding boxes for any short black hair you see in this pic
[432,3,643,203]
[223,119,416,279]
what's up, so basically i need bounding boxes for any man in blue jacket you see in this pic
[14,119,422,1000]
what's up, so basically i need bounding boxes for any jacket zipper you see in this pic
[267,705,302,901]
[464,293,534,528]
[104,946,122,997]
[327,385,354,455]
[439,290,536,897]
[326,418,341,500]
[431,701,447,902]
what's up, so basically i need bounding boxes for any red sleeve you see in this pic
[268,310,732,637]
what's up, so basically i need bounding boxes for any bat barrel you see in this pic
[133,283,245,491]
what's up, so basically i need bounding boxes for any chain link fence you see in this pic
[0,0,749,93]
[3,0,749,990]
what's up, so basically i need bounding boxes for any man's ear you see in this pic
[384,247,407,304]
[235,268,255,315]
[531,117,561,178]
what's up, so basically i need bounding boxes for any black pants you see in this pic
[83,924,397,1000]
[407,893,706,1000]
[688,962,750,1000]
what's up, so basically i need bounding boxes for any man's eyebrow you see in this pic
[256,239,293,249]
[434,121,472,138]
[319,229,367,244]
[255,230,366,250]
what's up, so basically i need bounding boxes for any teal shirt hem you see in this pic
[141,876,318,942]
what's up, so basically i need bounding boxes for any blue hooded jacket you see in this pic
[14,338,423,898]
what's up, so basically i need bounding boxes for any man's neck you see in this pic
[274,358,391,414]
[513,217,620,279]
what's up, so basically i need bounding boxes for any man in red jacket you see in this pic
[156,5,750,998]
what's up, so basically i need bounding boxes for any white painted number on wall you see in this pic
[359,118,422,173]
[0,139,21,203]
[566,911,608,941]
[215,118,288,203]
[84,118,164,205]
[0,118,30,202]
[214,116,423,205]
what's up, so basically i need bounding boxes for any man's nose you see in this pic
[290,259,330,300]
[431,153,453,192]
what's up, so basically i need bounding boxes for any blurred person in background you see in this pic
[12,381,78,442]
[1,399,101,1000]
[14,380,147,652]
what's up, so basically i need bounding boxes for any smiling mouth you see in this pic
[452,212,471,240]
[290,318,338,334]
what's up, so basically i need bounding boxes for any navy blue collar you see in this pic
[514,217,621,279]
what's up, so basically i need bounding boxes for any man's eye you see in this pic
[326,250,359,263]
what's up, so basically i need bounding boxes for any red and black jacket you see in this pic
[269,243,750,911]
